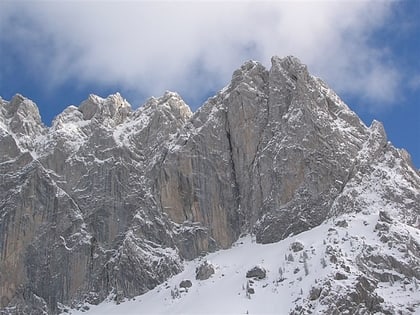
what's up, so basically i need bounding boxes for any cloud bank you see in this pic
[0,1,398,109]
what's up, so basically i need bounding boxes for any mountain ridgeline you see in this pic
[0,56,419,314]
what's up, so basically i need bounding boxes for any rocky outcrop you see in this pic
[246,266,267,280]
[0,92,189,313]
[195,261,215,280]
[1,56,419,314]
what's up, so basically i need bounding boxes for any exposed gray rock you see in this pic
[195,261,215,280]
[0,92,188,313]
[1,55,419,314]
[290,241,304,252]
[247,287,255,294]
[375,222,390,232]
[179,280,192,289]
[335,220,348,228]
[246,266,266,280]
[78,93,131,125]
[379,211,393,224]
[309,286,322,300]
[293,276,389,315]
[335,272,348,280]
[2,94,46,152]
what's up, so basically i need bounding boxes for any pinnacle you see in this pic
[159,91,192,120]
[229,59,268,92]
[271,55,309,82]
[163,90,182,99]
[7,93,42,124]
[79,92,132,123]
[11,93,26,103]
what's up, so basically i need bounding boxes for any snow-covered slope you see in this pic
[68,210,420,315]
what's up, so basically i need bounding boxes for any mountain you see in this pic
[0,56,419,315]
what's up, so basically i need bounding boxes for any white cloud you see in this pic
[0,0,398,109]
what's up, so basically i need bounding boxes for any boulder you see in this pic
[195,261,215,280]
[290,241,304,252]
[179,280,192,289]
[246,266,266,279]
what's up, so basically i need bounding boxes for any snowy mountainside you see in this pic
[69,210,420,315]
[1,56,419,314]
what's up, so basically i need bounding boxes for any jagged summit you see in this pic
[272,55,309,77]
[2,93,44,129]
[78,92,131,125]
[0,56,419,314]
[0,94,46,153]
[143,91,192,121]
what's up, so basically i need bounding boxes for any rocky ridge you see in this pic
[0,56,419,314]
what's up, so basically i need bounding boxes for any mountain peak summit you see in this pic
[78,92,131,125]
[145,90,192,122]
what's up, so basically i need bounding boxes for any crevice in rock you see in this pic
[224,114,241,212]
[225,129,240,203]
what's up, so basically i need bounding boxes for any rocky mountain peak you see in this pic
[229,60,268,93]
[160,91,192,121]
[78,92,131,125]
[5,94,44,134]
[0,56,419,314]
[369,120,387,145]
[0,94,46,153]
[144,91,192,122]
[51,105,84,130]
[272,55,309,82]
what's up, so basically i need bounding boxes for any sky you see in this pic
[0,0,419,168]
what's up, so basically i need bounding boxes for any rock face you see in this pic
[0,56,419,314]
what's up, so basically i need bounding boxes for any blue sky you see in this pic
[0,1,419,168]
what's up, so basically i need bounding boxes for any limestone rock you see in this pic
[1,55,419,314]
[290,241,304,252]
[195,261,215,280]
[335,272,348,280]
[246,266,266,279]
[309,286,322,300]
[379,211,393,224]
[179,280,192,289]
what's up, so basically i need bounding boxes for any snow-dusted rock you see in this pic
[246,266,267,279]
[179,280,192,289]
[0,56,419,314]
[290,241,305,252]
[195,261,215,280]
